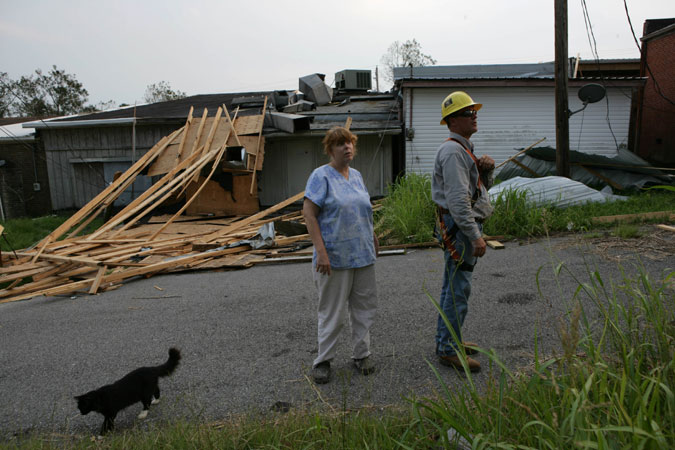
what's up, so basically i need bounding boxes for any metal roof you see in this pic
[393,62,644,83]
[393,63,556,80]
[21,92,401,135]
[489,176,628,208]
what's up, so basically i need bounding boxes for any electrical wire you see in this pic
[623,0,675,107]
[580,0,620,150]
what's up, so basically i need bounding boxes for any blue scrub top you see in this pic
[305,165,376,269]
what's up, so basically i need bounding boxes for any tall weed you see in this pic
[376,173,436,244]
[413,262,675,448]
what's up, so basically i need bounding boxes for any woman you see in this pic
[303,126,379,384]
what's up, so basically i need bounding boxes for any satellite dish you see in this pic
[569,83,606,117]
[578,83,606,104]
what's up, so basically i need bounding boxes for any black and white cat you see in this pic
[75,348,181,434]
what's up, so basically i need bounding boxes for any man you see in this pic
[432,91,494,372]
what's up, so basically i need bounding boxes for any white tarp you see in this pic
[488,176,627,208]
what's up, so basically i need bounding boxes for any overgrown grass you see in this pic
[416,263,675,449]
[0,212,104,252]
[483,188,674,239]
[375,172,436,244]
[374,173,674,242]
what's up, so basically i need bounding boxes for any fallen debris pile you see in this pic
[0,103,318,304]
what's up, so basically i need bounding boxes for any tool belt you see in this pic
[436,207,476,272]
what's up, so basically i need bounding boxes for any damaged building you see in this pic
[22,70,402,215]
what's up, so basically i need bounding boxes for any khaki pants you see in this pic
[312,264,377,367]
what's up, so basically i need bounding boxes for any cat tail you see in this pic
[156,347,181,377]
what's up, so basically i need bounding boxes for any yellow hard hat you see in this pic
[440,91,483,125]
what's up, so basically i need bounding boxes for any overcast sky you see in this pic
[1,0,672,106]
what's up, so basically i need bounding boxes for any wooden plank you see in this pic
[32,127,184,258]
[93,147,210,239]
[495,137,547,170]
[175,106,193,161]
[222,104,243,147]
[200,106,223,156]
[486,240,505,250]
[31,263,74,282]
[14,252,101,267]
[0,266,52,283]
[189,108,209,156]
[578,165,623,191]
[0,276,67,300]
[591,210,675,224]
[656,224,675,232]
[379,241,440,251]
[199,190,305,243]
[185,174,259,217]
[274,234,310,246]
[510,159,541,177]
[89,266,107,294]
[101,246,248,284]
[233,115,264,136]
[0,262,50,275]
[150,128,232,240]
[0,279,94,304]
[250,96,268,194]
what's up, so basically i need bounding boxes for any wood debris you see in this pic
[486,240,505,250]
[591,210,675,224]
[0,103,320,304]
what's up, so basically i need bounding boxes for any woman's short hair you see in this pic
[322,126,358,156]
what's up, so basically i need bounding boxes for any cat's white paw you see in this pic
[137,410,148,419]
[151,398,160,405]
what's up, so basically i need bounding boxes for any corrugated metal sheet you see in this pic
[489,176,627,208]
[405,86,631,175]
[498,147,669,189]
[394,63,556,80]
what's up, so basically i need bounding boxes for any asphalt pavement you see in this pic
[1,231,672,438]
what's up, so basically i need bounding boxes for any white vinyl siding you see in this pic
[404,87,632,175]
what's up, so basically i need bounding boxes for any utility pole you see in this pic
[554,0,571,177]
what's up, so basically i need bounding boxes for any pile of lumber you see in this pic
[0,101,319,304]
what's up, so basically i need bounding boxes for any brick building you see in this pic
[635,19,675,166]
[0,119,53,219]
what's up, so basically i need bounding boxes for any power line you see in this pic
[622,0,675,107]
[579,0,620,151]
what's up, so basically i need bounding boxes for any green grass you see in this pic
[611,223,642,239]
[415,263,675,449]
[374,174,674,243]
[2,409,429,449]
[375,172,436,244]
[483,187,674,239]
[0,212,104,252]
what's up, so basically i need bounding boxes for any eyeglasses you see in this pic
[454,110,477,118]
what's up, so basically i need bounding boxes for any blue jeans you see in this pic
[436,214,479,356]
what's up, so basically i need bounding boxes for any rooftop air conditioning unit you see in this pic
[335,70,372,91]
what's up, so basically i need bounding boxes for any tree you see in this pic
[80,99,117,113]
[143,81,186,103]
[380,39,437,84]
[1,66,89,117]
[0,72,12,118]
